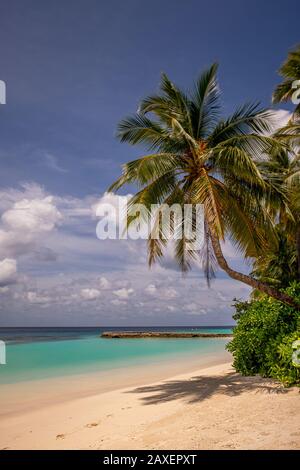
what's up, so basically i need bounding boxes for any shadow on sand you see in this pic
[127,371,287,405]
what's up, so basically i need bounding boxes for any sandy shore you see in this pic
[0,359,299,450]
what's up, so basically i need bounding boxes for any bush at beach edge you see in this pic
[227,282,300,386]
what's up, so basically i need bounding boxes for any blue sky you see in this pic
[0,0,298,326]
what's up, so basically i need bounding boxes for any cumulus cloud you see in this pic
[162,287,177,299]
[0,258,17,286]
[2,196,62,233]
[98,276,111,289]
[113,288,134,299]
[0,182,252,326]
[186,302,198,312]
[144,284,178,299]
[27,291,51,304]
[0,186,62,261]
[167,305,176,312]
[80,288,101,301]
[144,284,157,295]
[0,182,46,212]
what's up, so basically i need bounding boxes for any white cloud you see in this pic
[0,187,62,262]
[144,284,157,295]
[186,303,208,315]
[186,302,198,312]
[162,287,177,299]
[0,182,47,212]
[111,299,127,306]
[80,288,101,301]
[145,284,177,299]
[167,305,176,312]
[27,291,51,304]
[113,287,134,299]
[0,258,17,286]
[43,153,68,173]
[99,276,111,289]
[0,182,252,326]
[2,196,62,233]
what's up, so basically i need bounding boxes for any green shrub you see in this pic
[227,283,300,386]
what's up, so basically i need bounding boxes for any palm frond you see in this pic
[190,63,221,139]
[140,73,193,134]
[198,220,217,286]
[190,170,224,239]
[208,104,275,146]
[273,45,300,107]
[117,114,175,150]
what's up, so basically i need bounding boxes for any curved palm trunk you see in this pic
[208,227,300,309]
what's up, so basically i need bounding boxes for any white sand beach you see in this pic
[0,360,299,450]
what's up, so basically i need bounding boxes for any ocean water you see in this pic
[0,327,233,384]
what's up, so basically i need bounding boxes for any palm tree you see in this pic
[273,44,300,115]
[272,44,300,268]
[263,125,300,280]
[109,64,298,308]
[251,226,298,289]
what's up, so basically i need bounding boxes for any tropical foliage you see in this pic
[252,44,300,288]
[271,48,300,282]
[227,283,300,386]
[273,44,300,115]
[251,227,297,289]
[252,141,300,288]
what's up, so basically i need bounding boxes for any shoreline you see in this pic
[0,349,231,418]
[0,353,299,450]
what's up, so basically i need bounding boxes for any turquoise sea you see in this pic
[0,327,233,384]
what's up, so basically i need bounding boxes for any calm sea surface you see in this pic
[0,326,233,384]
